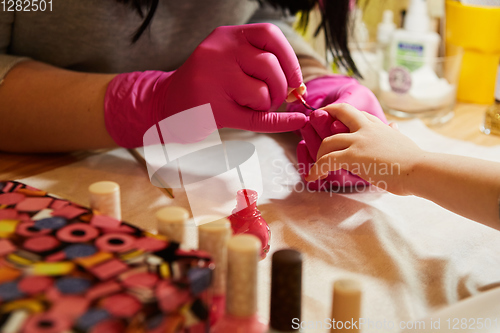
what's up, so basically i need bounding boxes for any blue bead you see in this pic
[77,309,110,330]
[35,217,67,230]
[146,314,164,330]
[0,281,24,301]
[55,277,91,294]
[188,267,212,295]
[63,244,97,259]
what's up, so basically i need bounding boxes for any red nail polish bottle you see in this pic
[228,189,270,259]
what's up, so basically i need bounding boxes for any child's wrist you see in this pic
[404,150,433,197]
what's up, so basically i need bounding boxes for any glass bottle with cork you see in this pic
[481,63,500,136]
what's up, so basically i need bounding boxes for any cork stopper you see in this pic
[331,279,362,333]
[226,234,261,317]
[89,181,121,220]
[198,218,232,295]
[270,249,303,331]
[155,206,189,243]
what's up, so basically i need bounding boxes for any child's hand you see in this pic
[297,109,369,191]
[292,76,389,191]
[306,103,424,195]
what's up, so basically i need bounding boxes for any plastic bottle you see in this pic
[389,0,440,72]
[349,8,380,92]
[377,10,396,71]
[351,8,369,45]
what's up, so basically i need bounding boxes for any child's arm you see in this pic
[306,103,500,230]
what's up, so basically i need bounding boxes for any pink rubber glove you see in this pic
[289,75,388,191]
[104,23,306,148]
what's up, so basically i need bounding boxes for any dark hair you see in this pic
[265,0,361,77]
[116,0,159,43]
[120,0,360,76]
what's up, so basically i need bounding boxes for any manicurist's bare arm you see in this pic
[0,60,118,152]
[307,104,500,230]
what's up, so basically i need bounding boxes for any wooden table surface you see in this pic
[1,102,500,181]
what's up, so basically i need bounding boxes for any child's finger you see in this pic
[300,122,323,160]
[321,103,368,132]
[309,110,334,138]
[316,133,352,161]
[362,111,385,124]
[306,151,345,182]
[389,122,399,131]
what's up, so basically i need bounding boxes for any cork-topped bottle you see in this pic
[268,249,303,333]
[155,206,189,244]
[198,217,232,325]
[330,279,362,333]
[210,234,267,333]
[481,64,500,136]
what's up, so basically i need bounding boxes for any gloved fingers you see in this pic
[228,74,272,111]
[238,48,288,111]
[306,151,346,182]
[229,105,307,133]
[306,76,357,106]
[321,103,367,132]
[300,122,323,160]
[242,23,303,89]
[316,133,353,161]
[298,141,367,188]
[330,120,350,134]
[333,83,388,124]
[309,109,334,138]
[296,140,315,179]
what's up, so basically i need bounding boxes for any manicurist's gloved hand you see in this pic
[288,75,388,191]
[104,23,307,148]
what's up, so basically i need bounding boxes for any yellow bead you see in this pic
[144,231,168,241]
[32,262,75,276]
[120,249,144,261]
[0,219,19,238]
[1,299,45,313]
[160,262,170,279]
[75,252,113,269]
[7,253,35,266]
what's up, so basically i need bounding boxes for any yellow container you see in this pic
[445,0,500,104]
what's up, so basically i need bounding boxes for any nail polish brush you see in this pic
[292,90,317,111]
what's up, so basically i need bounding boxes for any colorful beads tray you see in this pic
[0,181,213,333]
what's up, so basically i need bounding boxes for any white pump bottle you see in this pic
[389,0,440,71]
